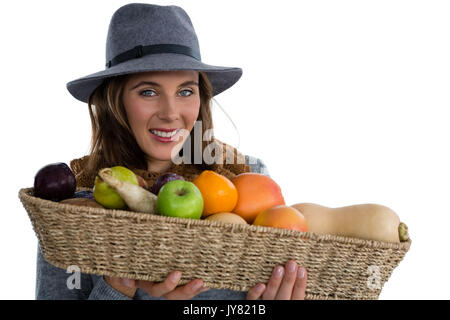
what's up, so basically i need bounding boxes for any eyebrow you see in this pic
[130,80,199,91]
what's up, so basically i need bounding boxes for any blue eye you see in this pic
[139,89,193,97]
[140,89,156,97]
[179,89,193,97]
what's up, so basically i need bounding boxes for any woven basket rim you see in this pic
[18,187,412,251]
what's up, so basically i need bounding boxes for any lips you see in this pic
[150,128,180,136]
[149,128,182,142]
[149,128,179,132]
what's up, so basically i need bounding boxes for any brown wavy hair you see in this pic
[84,71,216,176]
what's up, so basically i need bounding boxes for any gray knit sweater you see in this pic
[35,155,270,300]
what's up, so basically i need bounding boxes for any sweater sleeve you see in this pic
[35,243,132,300]
[245,155,271,177]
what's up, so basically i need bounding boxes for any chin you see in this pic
[146,151,172,161]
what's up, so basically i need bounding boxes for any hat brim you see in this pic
[66,53,242,104]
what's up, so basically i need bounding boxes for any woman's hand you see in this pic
[104,271,210,299]
[246,260,307,300]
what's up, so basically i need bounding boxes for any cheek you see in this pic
[184,99,201,127]
[124,100,153,131]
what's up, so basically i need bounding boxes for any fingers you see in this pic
[114,265,307,301]
[262,265,284,300]
[164,279,210,300]
[136,271,182,297]
[275,260,298,300]
[104,276,136,288]
[246,283,266,300]
[105,276,122,288]
[291,267,308,300]
[136,271,210,300]
[120,278,136,288]
[250,262,308,300]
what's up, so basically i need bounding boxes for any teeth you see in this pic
[150,129,179,138]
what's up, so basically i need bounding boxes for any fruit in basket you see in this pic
[193,170,238,217]
[93,166,139,209]
[253,205,308,232]
[98,168,157,214]
[60,198,104,208]
[205,212,248,225]
[151,172,185,195]
[73,190,95,200]
[231,173,285,223]
[291,203,406,243]
[157,180,203,219]
[34,162,76,201]
[136,174,149,190]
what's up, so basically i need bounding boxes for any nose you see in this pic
[157,96,179,122]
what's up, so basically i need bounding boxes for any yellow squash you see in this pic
[291,203,408,243]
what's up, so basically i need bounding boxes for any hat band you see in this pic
[106,44,201,68]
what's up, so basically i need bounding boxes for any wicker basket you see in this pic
[19,187,411,300]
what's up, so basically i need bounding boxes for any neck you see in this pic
[147,158,174,173]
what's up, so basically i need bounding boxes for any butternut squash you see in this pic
[290,203,408,243]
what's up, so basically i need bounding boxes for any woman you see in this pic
[36,3,307,300]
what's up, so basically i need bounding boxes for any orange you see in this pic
[253,205,308,232]
[193,170,238,217]
[231,173,285,223]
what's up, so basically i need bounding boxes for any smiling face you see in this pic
[123,70,201,170]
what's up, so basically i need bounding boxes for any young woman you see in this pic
[36,3,307,300]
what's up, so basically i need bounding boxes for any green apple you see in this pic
[156,180,203,219]
[93,166,139,209]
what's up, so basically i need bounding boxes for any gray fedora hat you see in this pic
[66,3,243,104]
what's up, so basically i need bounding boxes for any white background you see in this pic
[1,0,449,299]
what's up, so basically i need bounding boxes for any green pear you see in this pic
[93,166,138,209]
